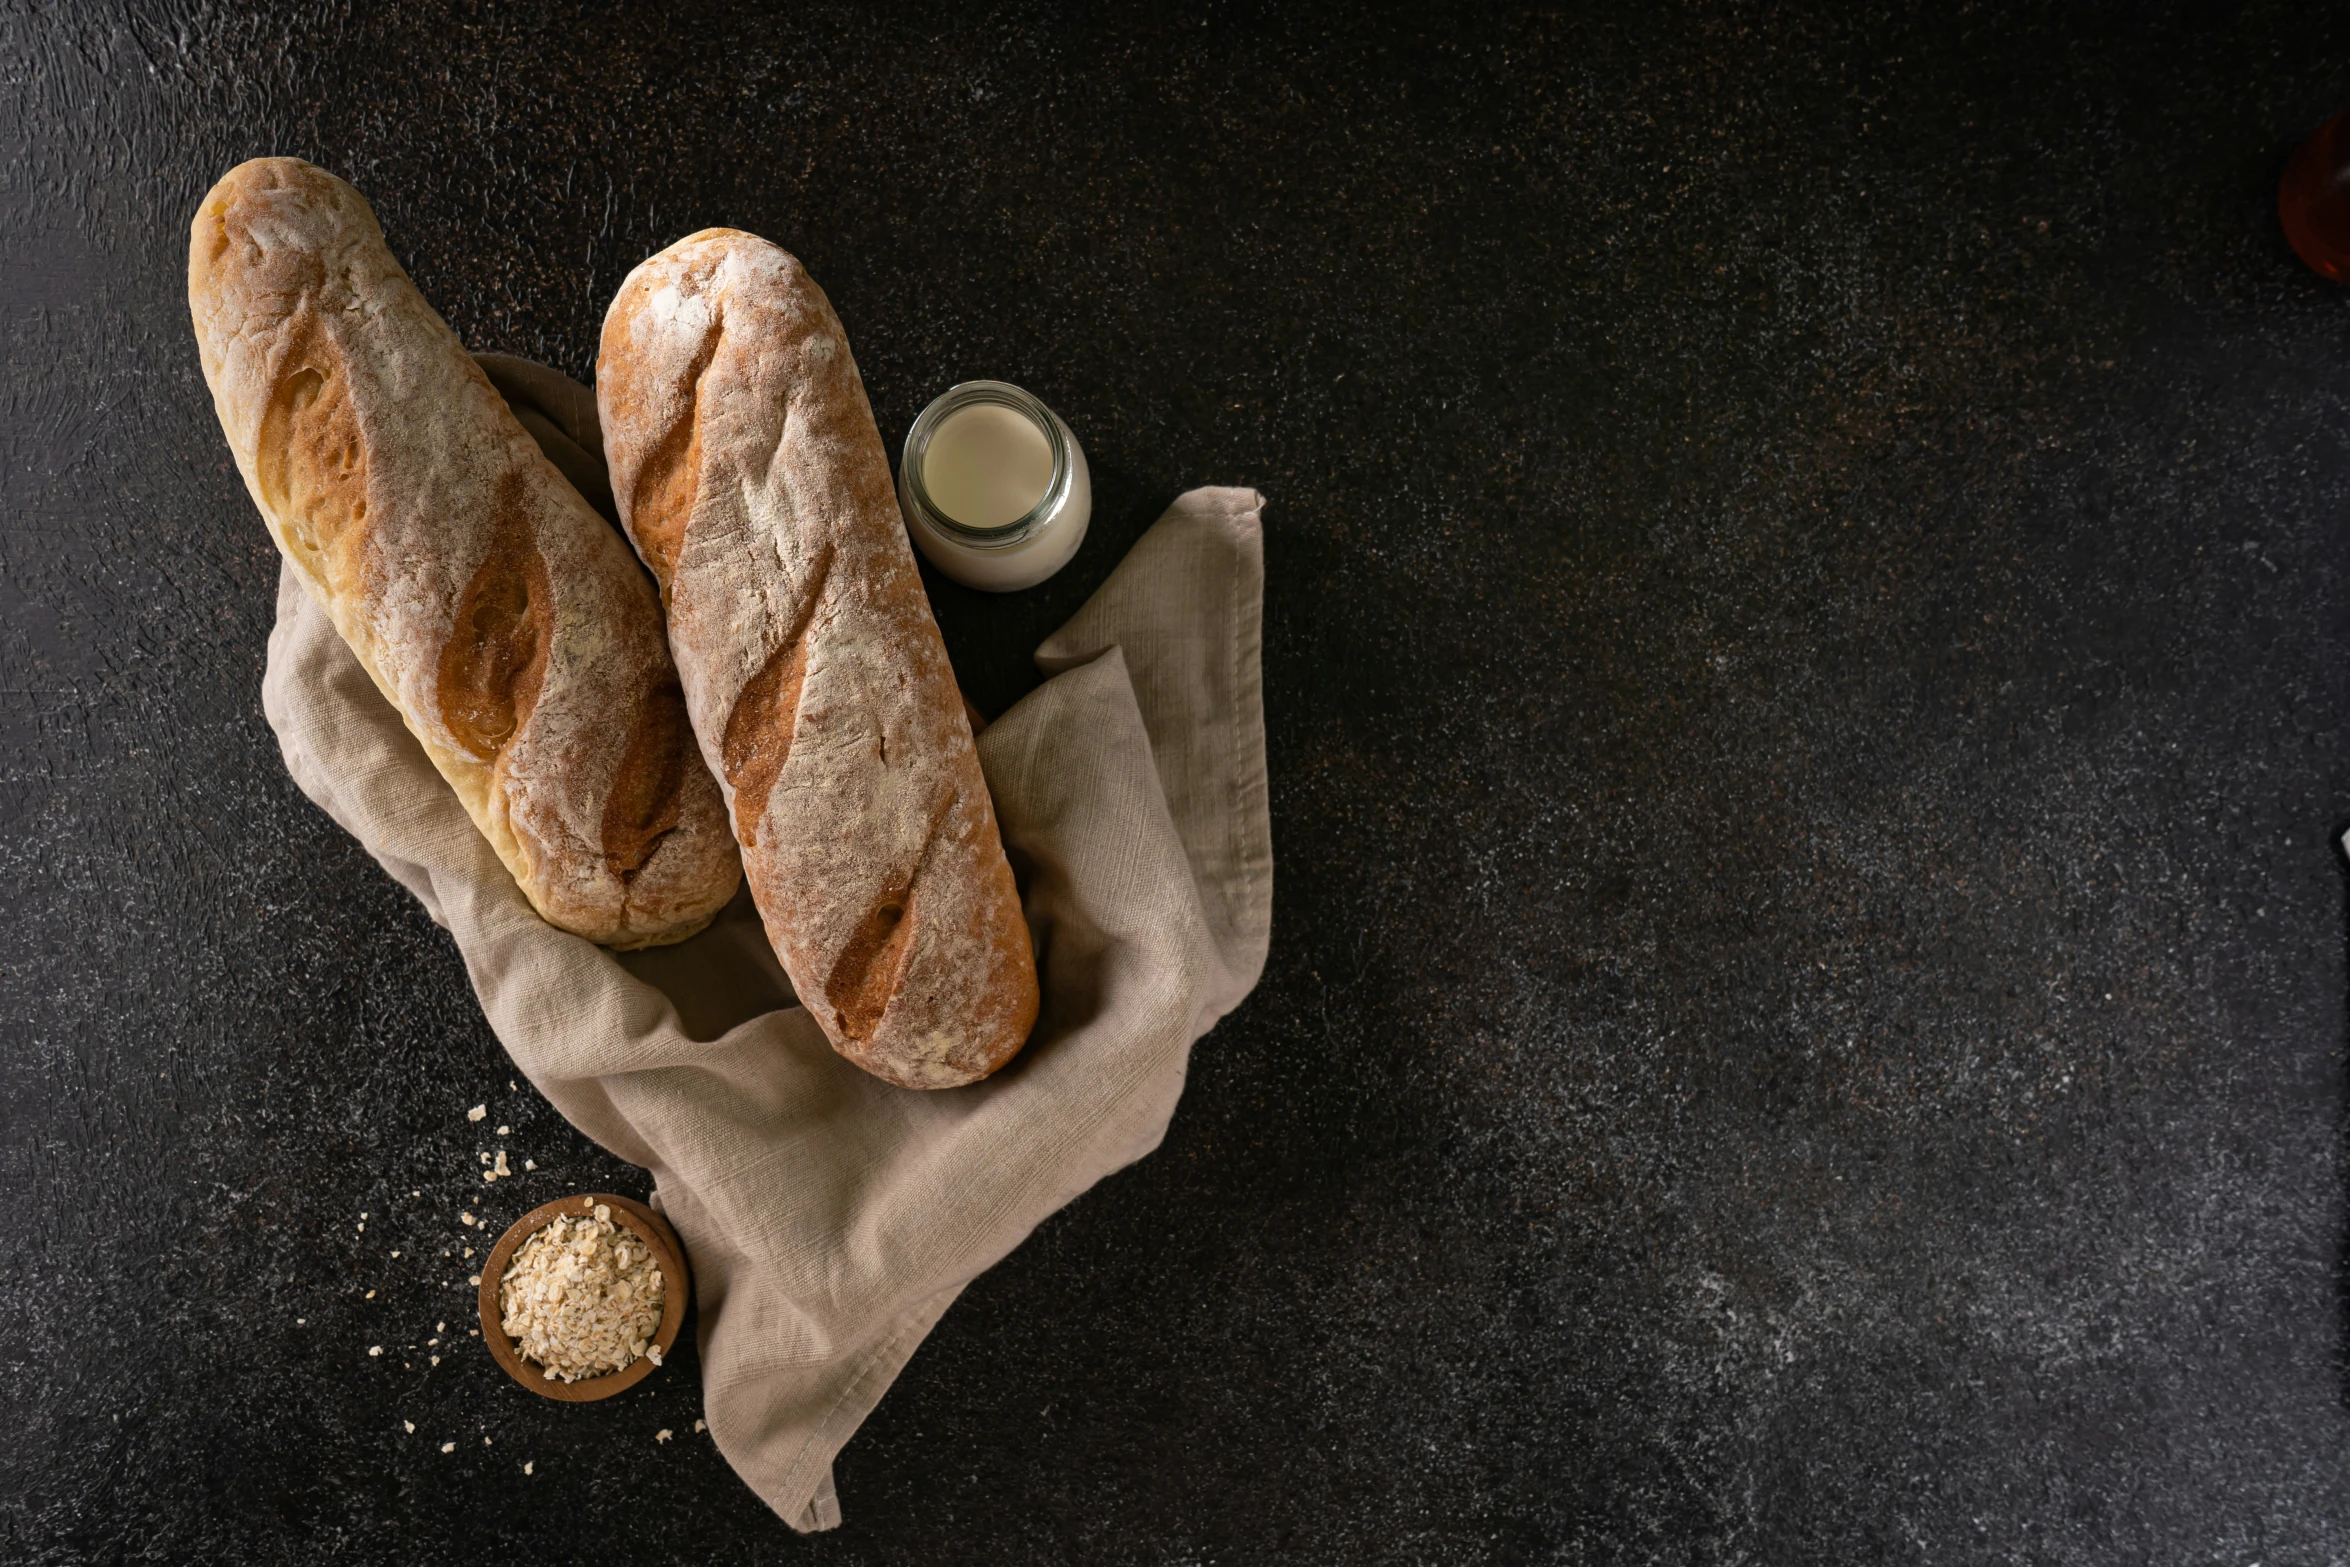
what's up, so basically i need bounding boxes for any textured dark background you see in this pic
[6,0,2350,1561]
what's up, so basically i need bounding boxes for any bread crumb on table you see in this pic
[496,1211,666,1383]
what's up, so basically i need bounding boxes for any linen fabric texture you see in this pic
[260,356,1272,1531]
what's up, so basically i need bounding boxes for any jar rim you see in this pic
[901,380,1070,547]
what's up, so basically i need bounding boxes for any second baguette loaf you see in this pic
[597,229,1039,1088]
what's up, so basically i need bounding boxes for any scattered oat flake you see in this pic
[440,1441,455,1454]
[467,1105,486,1122]
[390,1251,400,1259]
[646,1344,663,1366]
[492,1151,511,1178]
[524,1159,537,1171]
[497,1125,511,1137]
[404,1421,414,1434]
[509,1080,517,1091]
[430,1356,441,1366]
[524,1460,534,1475]
[369,1346,382,1357]
[483,1437,493,1447]
[693,1420,705,1433]
[296,1318,305,1325]
[437,1321,446,1332]
[460,1213,477,1227]
[469,1275,483,1286]
[465,1248,475,1258]
[656,1429,673,1444]
[365,1290,375,1299]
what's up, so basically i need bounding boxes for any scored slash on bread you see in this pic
[598,230,1039,1089]
[188,158,741,948]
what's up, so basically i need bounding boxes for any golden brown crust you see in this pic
[190,158,741,948]
[598,229,1038,1087]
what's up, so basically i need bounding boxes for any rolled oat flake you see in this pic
[496,1206,664,1383]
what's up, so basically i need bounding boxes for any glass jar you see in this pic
[898,380,1091,592]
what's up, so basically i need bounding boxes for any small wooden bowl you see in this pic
[477,1193,688,1403]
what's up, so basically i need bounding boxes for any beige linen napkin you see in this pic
[261,356,1271,1531]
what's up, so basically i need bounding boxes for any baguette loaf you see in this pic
[597,230,1038,1088]
[190,158,740,948]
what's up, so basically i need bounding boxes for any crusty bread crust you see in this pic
[598,230,1038,1088]
[190,158,740,948]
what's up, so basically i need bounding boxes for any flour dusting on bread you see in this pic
[599,229,1037,1086]
[189,158,740,948]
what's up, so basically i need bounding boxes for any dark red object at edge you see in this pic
[2282,109,2350,284]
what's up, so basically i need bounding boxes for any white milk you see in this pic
[921,402,1056,530]
[899,382,1091,592]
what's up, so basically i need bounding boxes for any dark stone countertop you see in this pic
[8,2,2350,1561]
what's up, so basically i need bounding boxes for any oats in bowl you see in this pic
[496,1203,666,1383]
